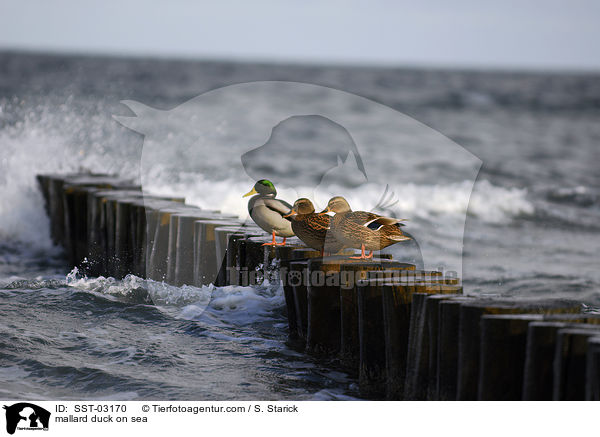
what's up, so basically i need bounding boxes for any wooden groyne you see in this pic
[37,172,600,400]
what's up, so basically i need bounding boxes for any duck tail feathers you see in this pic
[389,234,411,242]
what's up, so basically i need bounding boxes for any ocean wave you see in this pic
[64,269,284,325]
[145,174,535,225]
[544,185,598,207]
[0,97,139,249]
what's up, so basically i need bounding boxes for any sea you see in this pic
[0,50,599,400]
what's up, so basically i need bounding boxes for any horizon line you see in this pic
[2,45,600,76]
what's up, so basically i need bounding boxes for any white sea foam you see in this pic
[65,268,284,325]
[0,99,138,249]
[144,172,535,226]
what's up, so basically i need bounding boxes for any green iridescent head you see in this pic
[243,179,277,197]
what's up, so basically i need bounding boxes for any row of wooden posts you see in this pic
[36,172,600,400]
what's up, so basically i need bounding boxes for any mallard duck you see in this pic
[285,198,344,255]
[243,179,295,246]
[322,196,410,259]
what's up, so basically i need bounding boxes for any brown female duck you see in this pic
[322,196,410,259]
[285,198,344,255]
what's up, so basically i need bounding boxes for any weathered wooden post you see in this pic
[286,249,322,343]
[356,276,386,397]
[522,320,586,400]
[339,259,414,378]
[47,174,73,245]
[214,226,258,286]
[193,218,242,286]
[114,194,148,278]
[146,204,192,282]
[553,327,600,400]
[306,257,343,356]
[243,236,276,286]
[586,336,600,401]
[436,297,476,400]
[167,210,221,286]
[226,231,263,286]
[381,282,413,399]
[62,184,97,267]
[456,300,580,401]
[403,283,463,400]
[478,314,544,400]
[290,259,310,343]
[276,244,312,340]
[424,294,466,400]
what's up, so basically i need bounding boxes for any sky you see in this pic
[0,0,599,70]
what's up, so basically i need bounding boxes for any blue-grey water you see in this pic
[1,51,599,400]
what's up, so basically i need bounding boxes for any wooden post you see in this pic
[167,211,222,286]
[214,226,258,286]
[35,174,52,215]
[48,174,71,245]
[339,259,413,377]
[62,184,95,267]
[128,197,186,279]
[193,218,242,286]
[244,236,273,286]
[86,189,107,277]
[553,327,600,400]
[290,259,310,343]
[306,257,342,356]
[478,314,545,400]
[356,277,386,397]
[276,244,314,341]
[286,248,323,343]
[436,298,474,400]
[586,336,600,401]
[404,284,463,400]
[423,294,468,400]
[146,205,192,282]
[381,282,414,399]
[226,231,262,286]
[522,320,589,400]
[113,195,146,278]
[456,300,581,401]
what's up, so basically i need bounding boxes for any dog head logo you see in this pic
[3,403,50,434]
[240,114,367,195]
[115,81,481,286]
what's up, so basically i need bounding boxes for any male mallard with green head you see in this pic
[285,198,344,255]
[322,196,410,259]
[243,179,295,246]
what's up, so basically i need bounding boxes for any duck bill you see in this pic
[283,209,297,218]
[243,187,258,198]
[317,206,332,215]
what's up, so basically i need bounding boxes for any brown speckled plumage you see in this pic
[326,196,410,252]
[288,198,344,253]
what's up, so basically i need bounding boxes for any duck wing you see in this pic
[263,197,293,220]
[346,211,407,230]
[308,214,332,231]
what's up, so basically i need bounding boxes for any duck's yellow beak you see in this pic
[243,187,258,198]
[317,206,332,215]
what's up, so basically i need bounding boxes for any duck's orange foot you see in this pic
[262,232,283,246]
[349,254,374,259]
[349,244,373,260]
